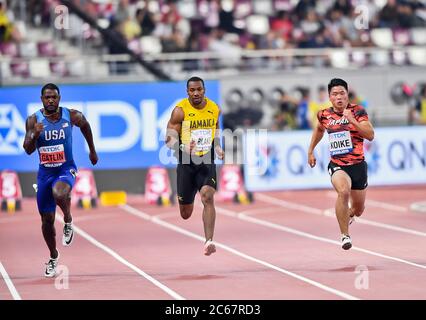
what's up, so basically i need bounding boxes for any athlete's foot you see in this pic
[349,215,355,225]
[341,234,352,250]
[62,222,74,246]
[44,251,60,278]
[204,239,216,256]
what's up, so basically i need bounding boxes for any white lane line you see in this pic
[56,215,184,300]
[72,212,121,223]
[366,200,407,212]
[257,193,424,237]
[0,262,21,300]
[411,202,426,213]
[121,204,359,300]
[243,195,426,270]
[323,208,426,237]
[326,192,408,212]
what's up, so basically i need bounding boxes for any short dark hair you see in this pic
[41,83,60,96]
[327,78,348,94]
[187,76,204,88]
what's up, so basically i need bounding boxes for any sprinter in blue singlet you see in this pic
[23,83,98,278]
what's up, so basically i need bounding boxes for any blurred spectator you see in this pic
[153,0,191,52]
[309,85,331,127]
[207,28,241,68]
[114,0,131,25]
[378,0,399,28]
[333,0,352,16]
[27,0,57,27]
[0,0,20,42]
[199,0,220,32]
[271,10,293,42]
[3,0,426,81]
[258,30,285,49]
[294,0,316,20]
[161,25,187,52]
[135,5,156,36]
[0,1,12,42]
[105,18,130,74]
[49,0,426,58]
[272,90,298,131]
[296,87,312,130]
[410,85,426,125]
[218,0,240,34]
[121,14,141,41]
[300,9,321,36]
[349,89,368,108]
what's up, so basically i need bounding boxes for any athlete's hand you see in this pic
[89,150,98,165]
[33,122,44,139]
[343,109,355,124]
[215,145,224,160]
[308,152,316,168]
[185,140,196,154]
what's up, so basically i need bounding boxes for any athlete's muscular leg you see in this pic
[331,170,352,235]
[200,185,216,242]
[179,204,194,220]
[349,189,367,217]
[41,212,58,259]
[52,181,72,223]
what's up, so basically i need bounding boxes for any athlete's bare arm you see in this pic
[214,110,224,160]
[70,109,98,165]
[307,121,325,168]
[166,106,184,148]
[23,114,43,155]
[343,109,374,141]
[354,120,374,141]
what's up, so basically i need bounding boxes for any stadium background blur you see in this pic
[0,0,425,197]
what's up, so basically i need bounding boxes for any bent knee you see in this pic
[52,189,70,202]
[352,206,365,217]
[180,207,193,220]
[200,192,214,205]
[336,189,351,200]
[41,215,55,226]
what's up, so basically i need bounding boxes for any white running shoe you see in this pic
[341,234,352,250]
[62,222,74,246]
[349,215,355,225]
[204,240,216,256]
[44,252,59,278]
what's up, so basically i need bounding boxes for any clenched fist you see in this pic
[32,122,44,139]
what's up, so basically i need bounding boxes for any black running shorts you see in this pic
[327,160,368,190]
[176,163,217,205]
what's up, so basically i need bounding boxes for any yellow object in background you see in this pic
[7,199,16,214]
[161,195,170,206]
[100,191,127,206]
[237,192,249,205]
[82,197,92,209]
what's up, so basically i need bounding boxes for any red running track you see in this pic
[0,185,425,300]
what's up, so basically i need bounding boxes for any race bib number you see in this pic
[191,129,212,152]
[329,131,353,156]
[39,144,66,166]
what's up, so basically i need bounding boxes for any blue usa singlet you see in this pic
[35,107,75,169]
[35,107,77,214]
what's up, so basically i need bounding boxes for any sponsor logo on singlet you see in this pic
[39,144,66,167]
